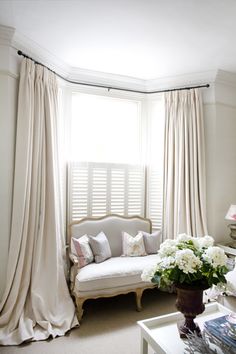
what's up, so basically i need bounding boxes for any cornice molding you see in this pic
[214,70,236,108]
[215,69,236,88]
[9,26,217,93]
[146,70,218,91]
[5,25,236,96]
[0,25,15,46]
[69,66,145,91]
[12,31,71,78]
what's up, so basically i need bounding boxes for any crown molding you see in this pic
[6,25,236,97]
[215,69,236,88]
[214,70,236,108]
[11,27,146,91]
[145,70,218,92]
[0,25,15,46]
[12,31,71,78]
[69,66,145,91]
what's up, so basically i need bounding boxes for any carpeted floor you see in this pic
[0,288,177,354]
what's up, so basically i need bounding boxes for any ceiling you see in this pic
[0,0,236,80]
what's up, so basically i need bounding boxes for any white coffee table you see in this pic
[137,302,233,354]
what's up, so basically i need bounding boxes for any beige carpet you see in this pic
[0,289,176,354]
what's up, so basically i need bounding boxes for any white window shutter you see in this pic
[69,162,88,220]
[68,162,145,222]
[110,167,125,215]
[128,166,144,216]
[91,166,107,216]
[147,167,163,230]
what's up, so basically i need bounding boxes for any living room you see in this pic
[1,1,236,353]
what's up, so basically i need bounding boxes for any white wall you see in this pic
[0,31,19,299]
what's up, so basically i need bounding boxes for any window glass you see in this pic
[71,93,141,164]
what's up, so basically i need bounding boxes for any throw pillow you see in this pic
[122,231,146,257]
[71,235,94,268]
[88,231,112,263]
[140,230,162,254]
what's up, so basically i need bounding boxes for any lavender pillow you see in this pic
[88,231,112,263]
[140,230,162,254]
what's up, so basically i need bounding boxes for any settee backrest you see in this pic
[69,214,152,257]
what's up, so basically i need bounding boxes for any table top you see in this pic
[217,243,236,256]
[137,302,233,354]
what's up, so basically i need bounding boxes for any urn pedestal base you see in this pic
[175,284,207,339]
[177,319,201,338]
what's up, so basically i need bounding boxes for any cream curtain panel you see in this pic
[0,59,78,345]
[162,89,208,240]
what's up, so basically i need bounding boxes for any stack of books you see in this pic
[204,315,236,350]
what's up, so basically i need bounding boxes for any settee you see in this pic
[68,214,160,320]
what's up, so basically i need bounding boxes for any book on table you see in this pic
[204,315,236,349]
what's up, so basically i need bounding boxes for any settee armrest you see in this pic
[69,252,80,289]
[69,252,79,267]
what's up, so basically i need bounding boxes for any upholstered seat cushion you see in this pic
[75,254,159,293]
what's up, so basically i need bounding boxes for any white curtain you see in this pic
[0,59,78,345]
[162,89,208,240]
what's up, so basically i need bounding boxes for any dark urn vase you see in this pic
[175,283,207,338]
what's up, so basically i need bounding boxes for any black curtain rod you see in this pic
[17,50,210,94]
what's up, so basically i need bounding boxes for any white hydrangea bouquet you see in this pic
[142,234,233,292]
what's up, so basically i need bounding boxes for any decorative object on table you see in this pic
[141,234,230,338]
[225,205,236,248]
[175,283,207,337]
[204,314,236,349]
[184,330,236,354]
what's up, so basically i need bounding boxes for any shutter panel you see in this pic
[110,168,125,214]
[91,166,107,216]
[68,162,145,222]
[69,162,88,220]
[147,168,163,230]
[128,167,144,216]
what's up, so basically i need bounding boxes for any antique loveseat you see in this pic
[68,214,161,320]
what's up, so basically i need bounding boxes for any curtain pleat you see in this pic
[0,59,78,345]
[162,89,208,239]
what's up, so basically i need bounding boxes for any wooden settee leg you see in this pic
[76,297,85,321]
[135,288,144,311]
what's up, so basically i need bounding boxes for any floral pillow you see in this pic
[122,232,147,257]
[71,235,94,268]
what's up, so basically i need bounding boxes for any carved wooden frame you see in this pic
[73,284,156,321]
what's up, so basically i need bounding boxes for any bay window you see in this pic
[67,91,163,230]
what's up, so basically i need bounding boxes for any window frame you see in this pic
[63,85,163,230]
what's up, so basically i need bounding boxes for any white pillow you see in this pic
[88,231,112,263]
[122,232,146,257]
[71,235,94,268]
[140,230,162,254]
